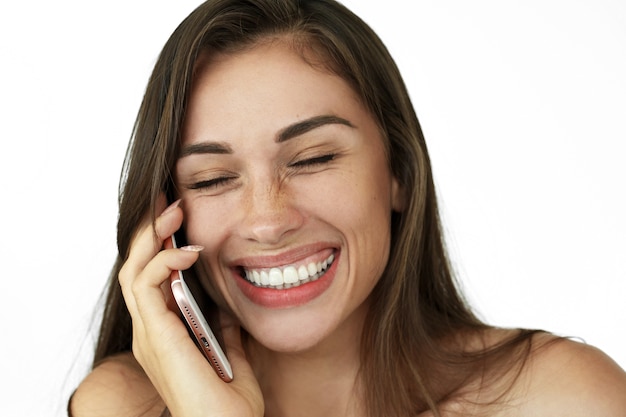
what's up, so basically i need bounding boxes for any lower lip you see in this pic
[234,251,339,309]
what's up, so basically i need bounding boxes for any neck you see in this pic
[247,304,368,417]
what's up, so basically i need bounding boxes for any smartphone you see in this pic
[169,231,234,382]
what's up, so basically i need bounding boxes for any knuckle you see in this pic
[131,341,144,362]
[130,273,145,296]
[118,263,136,287]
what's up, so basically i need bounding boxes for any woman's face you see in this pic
[176,41,402,353]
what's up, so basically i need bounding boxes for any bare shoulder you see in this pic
[516,334,626,416]
[70,352,165,417]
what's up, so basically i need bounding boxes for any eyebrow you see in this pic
[179,114,354,157]
[276,114,355,143]
[179,141,232,157]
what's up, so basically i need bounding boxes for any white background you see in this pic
[1,1,624,415]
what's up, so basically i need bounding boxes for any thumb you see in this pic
[218,311,264,414]
[219,310,245,358]
[219,311,256,378]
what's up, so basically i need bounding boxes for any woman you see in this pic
[70,0,626,416]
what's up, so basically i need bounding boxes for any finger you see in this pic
[119,202,186,322]
[123,199,184,281]
[161,274,178,314]
[219,311,255,376]
[127,247,204,369]
[131,247,203,320]
[129,193,172,255]
[218,312,264,411]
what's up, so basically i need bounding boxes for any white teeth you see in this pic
[298,265,309,280]
[269,268,282,286]
[283,266,299,284]
[260,270,270,286]
[242,252,335,289]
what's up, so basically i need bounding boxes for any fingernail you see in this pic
[180,245,204,252]
[162,199,181,215]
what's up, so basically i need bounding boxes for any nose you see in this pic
[238,178,304,245]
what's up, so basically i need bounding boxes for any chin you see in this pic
[242,311,337,353]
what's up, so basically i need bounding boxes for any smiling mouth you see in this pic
[239,251,335,290]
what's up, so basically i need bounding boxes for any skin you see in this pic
[70,41,626,417]
[174,40,405,415]
[177,41,402,351]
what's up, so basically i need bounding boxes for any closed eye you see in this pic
[289,153,336,168]
[189,176,236,190]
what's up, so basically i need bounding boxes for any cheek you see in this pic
[183,201,234,294]
[337,170,394,228]
[317,171,393,259]
[192,256,228,308]
[183,196,237,247]
[346,168,395,270]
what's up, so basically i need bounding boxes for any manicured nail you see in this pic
[162,199,181,215]
[180,245,204,252]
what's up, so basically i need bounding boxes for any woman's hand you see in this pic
[118,195,264,417]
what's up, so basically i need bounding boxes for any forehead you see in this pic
[192,39,352,99]
[182,41,367,144]
[193,36,342,86]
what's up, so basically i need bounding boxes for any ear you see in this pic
[391,176,405,212]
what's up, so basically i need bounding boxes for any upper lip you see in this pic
[228,242,338,270]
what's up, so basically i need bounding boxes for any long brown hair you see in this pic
[93,1,541,415]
